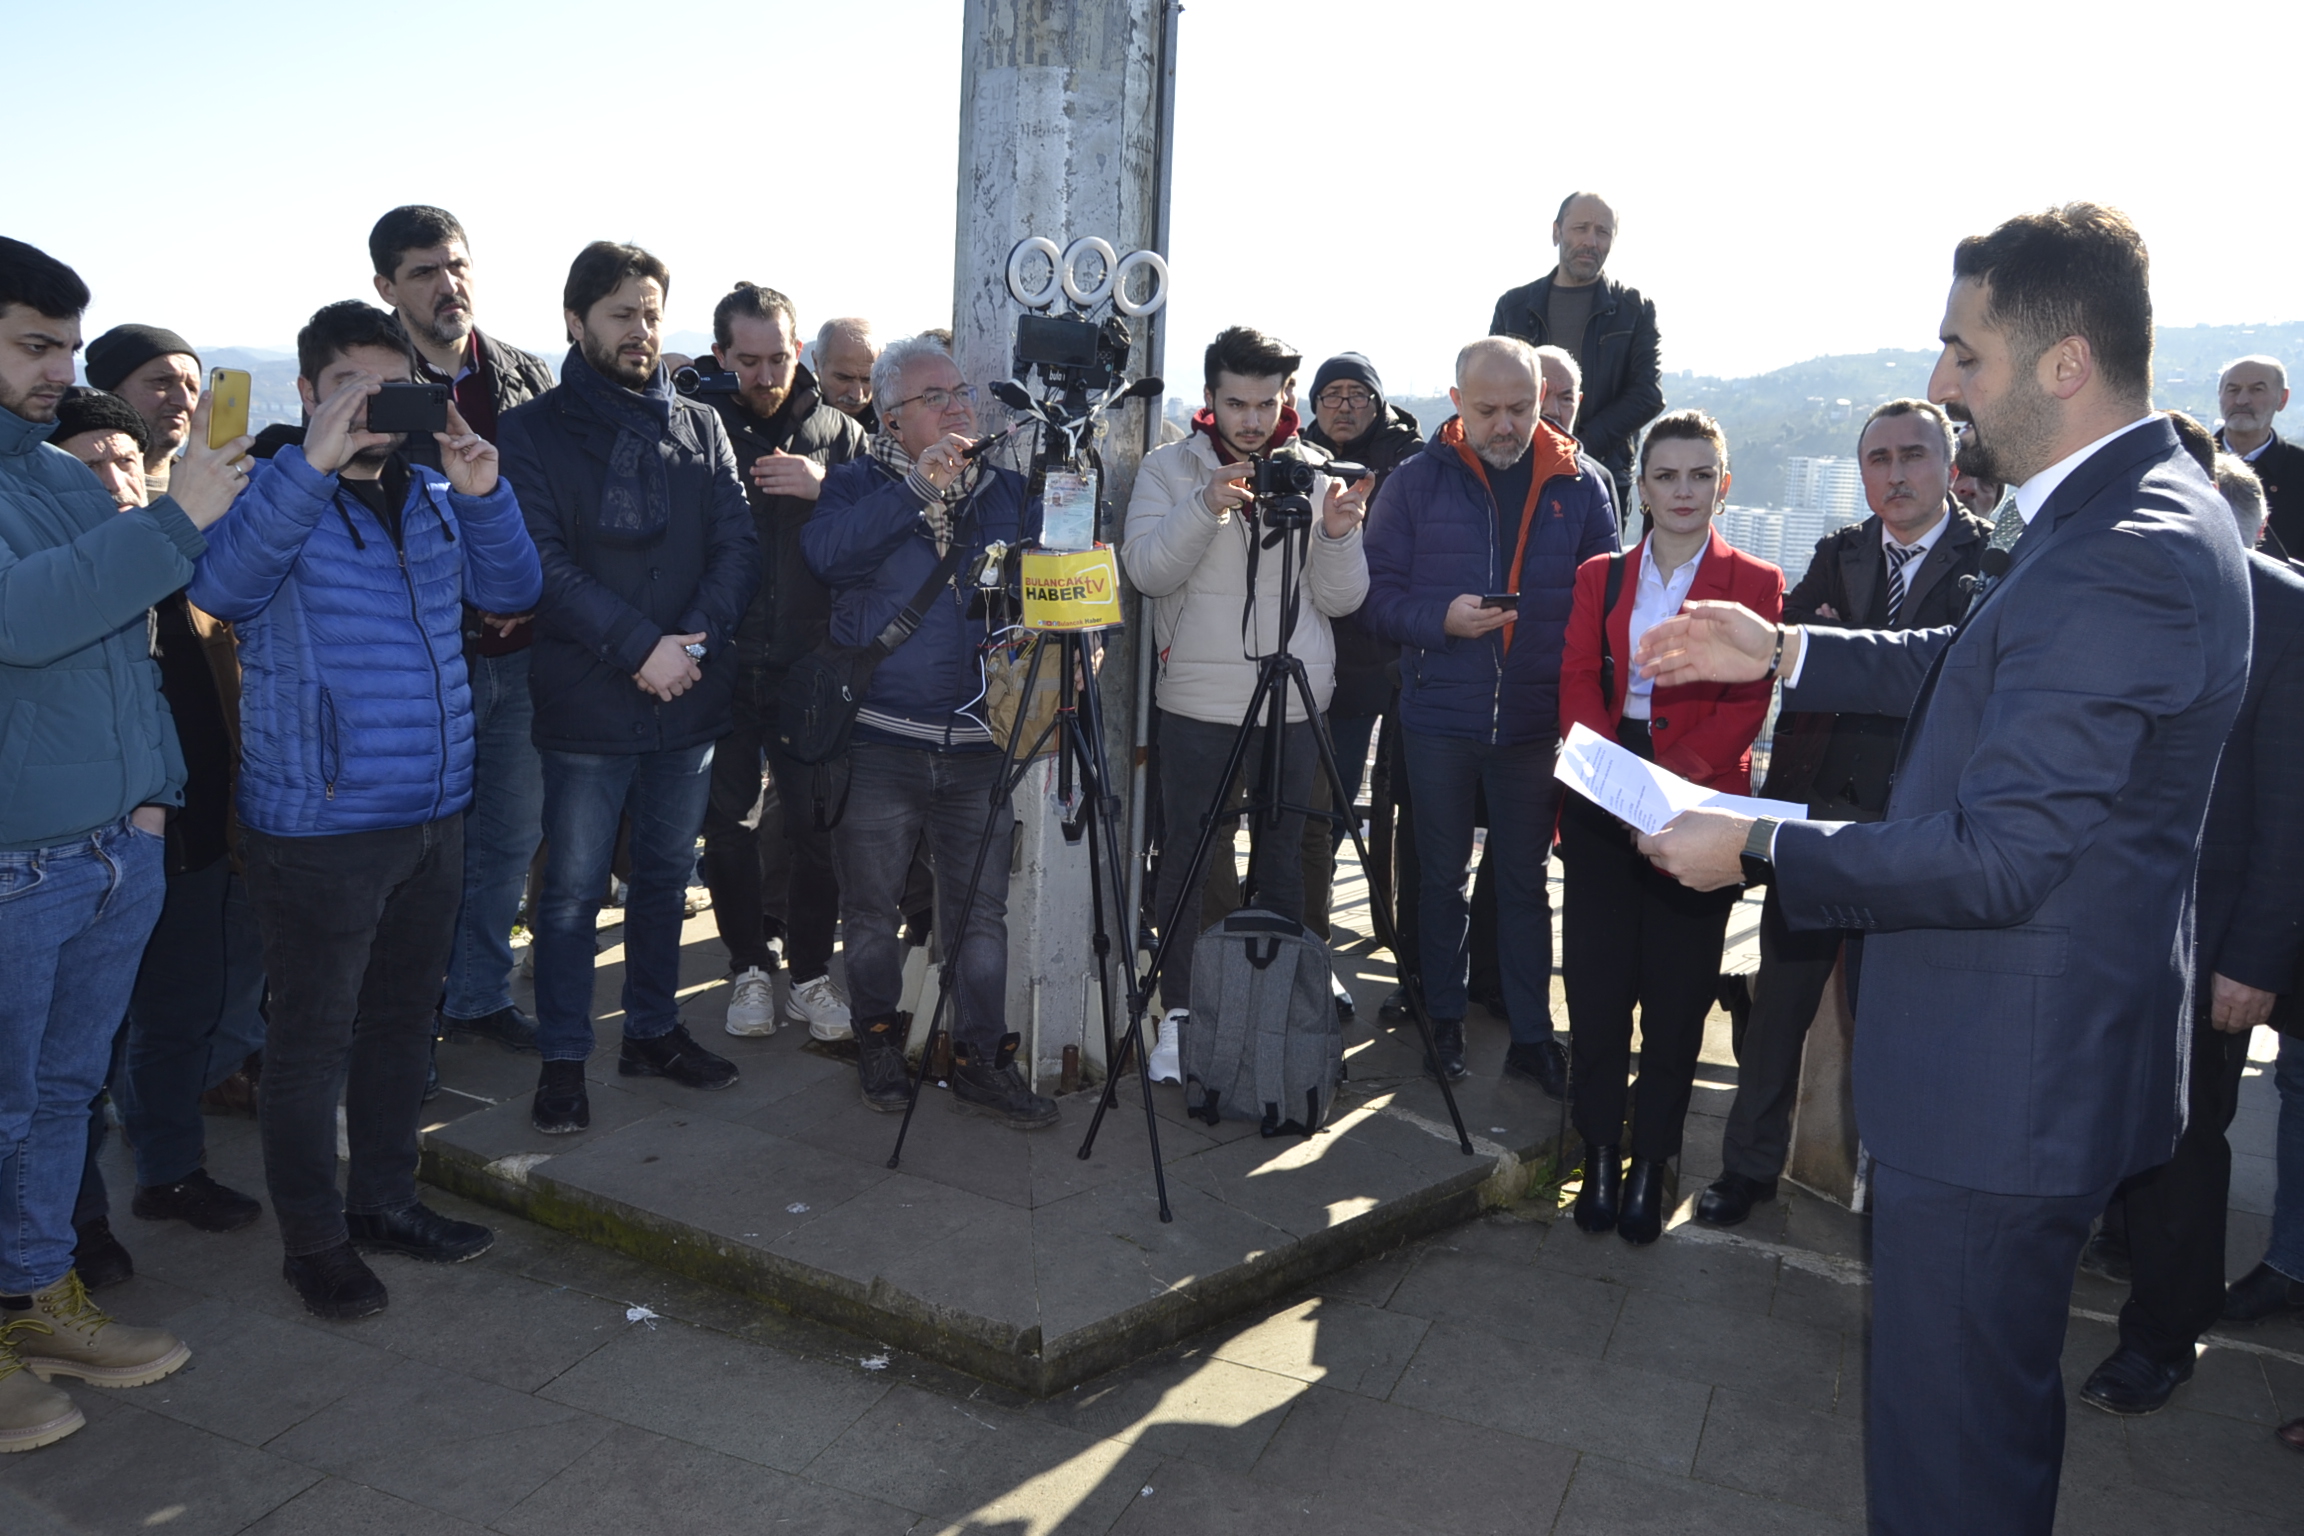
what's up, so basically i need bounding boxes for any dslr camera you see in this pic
[1245,453,1369,527]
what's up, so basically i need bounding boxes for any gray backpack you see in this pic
[1184,909,1342,1138]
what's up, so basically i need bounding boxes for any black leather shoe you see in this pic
[1425,1020,1468,1081]
[346,1202,494,1263]
[2223,1262,2304,1323]
[2080,1345,2194,1416]
[1618,1158,1669,1245]
[441,1004,542,1054]
[1695,1172,1777,1228]
[423,1039,440,1103]
[532,1060,590,1134]
[619,1024,739,1089]
[1573,1145,1624,1233]
[284,1242,387,1319]
[855,1014,913,1114]
[1503,1039,1568,1099]
[1379,985,1412,1023]
[132,1169,262,1233]
[2079,1228,2132,1284]
[950,1034,1059,1130]
[72,1219,133,1289]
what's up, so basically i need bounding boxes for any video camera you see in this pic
[1244,453,1370,528]
[670,363,738,398]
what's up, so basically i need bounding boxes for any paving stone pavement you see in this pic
[3,868,2297,1533]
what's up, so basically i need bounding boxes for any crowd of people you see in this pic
[2,191,2300,1534]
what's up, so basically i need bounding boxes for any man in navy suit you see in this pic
[1630,204,2252,1536]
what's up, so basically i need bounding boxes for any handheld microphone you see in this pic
[1979,547,2012,579]
[1122,375,1164,400]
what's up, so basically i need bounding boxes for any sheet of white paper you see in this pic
[1553,721,1816,835]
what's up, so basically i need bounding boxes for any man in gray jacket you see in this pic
[0,238,250,1451]
[1121,326,1370,1080]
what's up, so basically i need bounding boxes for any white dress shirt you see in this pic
[1623,535,1705,720]
[1883,509,1949,564]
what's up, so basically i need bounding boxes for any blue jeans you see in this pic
[444,650,545,1020]
[831,743,1013,1054]
[1401,731,1559,1043]
[2266,1032,2304,1281]
[0,820,165,1292]
[534,745,715,1061]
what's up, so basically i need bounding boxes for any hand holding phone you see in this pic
[1479,593,1520,611]
[206,368,251,450]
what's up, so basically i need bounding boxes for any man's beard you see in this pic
[350,434,404,470]
[741,381,792,420]
[416,299,473,350]
[582,331,657,388]
[1947,371,2056,489]
[0,375,64,422]
[1474,431,1531,470]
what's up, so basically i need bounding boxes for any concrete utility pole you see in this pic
[951,0,1178,1090]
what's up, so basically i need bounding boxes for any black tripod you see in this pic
[884,608,1177,1218]
[1078,497,1475,1165]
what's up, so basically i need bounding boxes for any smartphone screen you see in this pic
[1479,593,1520,611]
[207,368,251,449]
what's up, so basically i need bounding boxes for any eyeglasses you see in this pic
[889,384,978,414]
[1315,387,1376,410]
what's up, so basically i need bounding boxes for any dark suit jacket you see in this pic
[1773,418,2251,1196]
[1762,507,1990,816]
[2199,553,2304,1032]
[2221,430,2304,559]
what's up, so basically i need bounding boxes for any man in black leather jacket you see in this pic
[1489,193,1662,507]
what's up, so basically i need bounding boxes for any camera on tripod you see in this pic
[1244,453,1371,528]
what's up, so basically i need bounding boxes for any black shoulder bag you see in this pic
[776,539,970,769]
[1594,551,1630,705]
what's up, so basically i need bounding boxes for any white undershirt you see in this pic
[1623,536,1706,720]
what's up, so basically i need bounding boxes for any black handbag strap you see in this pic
[867,538,971,659]
[1596,551,1629,706]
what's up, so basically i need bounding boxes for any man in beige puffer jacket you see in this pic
[1122,326,1371,1077]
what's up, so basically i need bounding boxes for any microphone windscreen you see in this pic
[1979,548,2012,578]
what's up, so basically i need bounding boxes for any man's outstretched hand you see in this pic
[1634,806,1753,892]
[1636,600,1797,687]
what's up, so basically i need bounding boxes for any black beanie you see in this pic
[51,386,150,450]
[84,324,199,394]
[1310,352,1383,405]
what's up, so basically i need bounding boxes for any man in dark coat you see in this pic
[1489,192,1663,507]
[497,243,761,1137]
[1697,399,1989,1228]
[692,284,866,1043]
[2215,355,2304,556]
[2075,455,2304,1416]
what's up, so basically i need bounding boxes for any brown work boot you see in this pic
[0,1320,82,1452]
[7,1272,189,1388]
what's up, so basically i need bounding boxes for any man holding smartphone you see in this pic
[188,301,542,1323]
[369,207,558,1067]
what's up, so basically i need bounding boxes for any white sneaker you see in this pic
[783,973,854,1041]
[723,966,778,1037]
[1147,1008,1185,1084]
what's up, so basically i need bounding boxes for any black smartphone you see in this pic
[1479,593,1520,610]
[366,381,450,435]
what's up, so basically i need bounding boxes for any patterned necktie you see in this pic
[1988,495,2025,551]
[1883,540,1920,625]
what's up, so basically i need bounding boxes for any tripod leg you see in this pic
[1284,662,1474,1156]
[887,642,1062,1169]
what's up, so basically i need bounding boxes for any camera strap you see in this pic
[1238,513,1305,661]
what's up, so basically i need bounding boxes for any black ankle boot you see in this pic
[531,1059,590,1134]
[1573,1145,1623,1233]
[950,1033,1059,1130]
[854,1014,912,1114]
[1618,1157,1669,1245]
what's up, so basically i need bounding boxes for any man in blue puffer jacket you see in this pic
[802,334,1053,1129]
[1361,337,1617,1085]
[188,301,540,1323]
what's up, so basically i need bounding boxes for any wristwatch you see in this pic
[1740,816,1778,886]
[683,642,707,660]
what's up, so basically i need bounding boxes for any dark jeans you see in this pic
[534,745,715,1061]
[1868,1159,2109,1536]
[444,649,545,1020]
[242,819,462,1258]
[1387,725,1502,996]
[0,821,165,1292]
[831,742,1012,1052]
[2114,1004,2254,1362]
[1326,712,1379,853]
[79,856,268,1217]
[1154,710,1316,1012]
[1401,730,1559,1042]
[1560,788,1737,1160]
[1717,885,1844,1182]
[702,663,838,981]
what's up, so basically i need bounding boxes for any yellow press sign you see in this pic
[1020,546,1124,631]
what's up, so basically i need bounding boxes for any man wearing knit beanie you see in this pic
[49,387,151,510]
[85,325,200,497]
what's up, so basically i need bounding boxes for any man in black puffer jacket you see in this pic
[498,243,761,1136]
[691,283,866,1045]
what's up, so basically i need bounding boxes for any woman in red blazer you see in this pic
[1556,410,1783,1244]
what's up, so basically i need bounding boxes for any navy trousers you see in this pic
[1867,1159,2113,1536]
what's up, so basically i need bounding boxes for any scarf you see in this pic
[868,431,979,552]
[561,345,686,543]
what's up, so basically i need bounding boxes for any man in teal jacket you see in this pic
[0,239,250,1453]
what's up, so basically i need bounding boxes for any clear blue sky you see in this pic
[14,0,2298,393]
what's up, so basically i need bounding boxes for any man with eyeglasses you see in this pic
[801,335,1056,1128]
